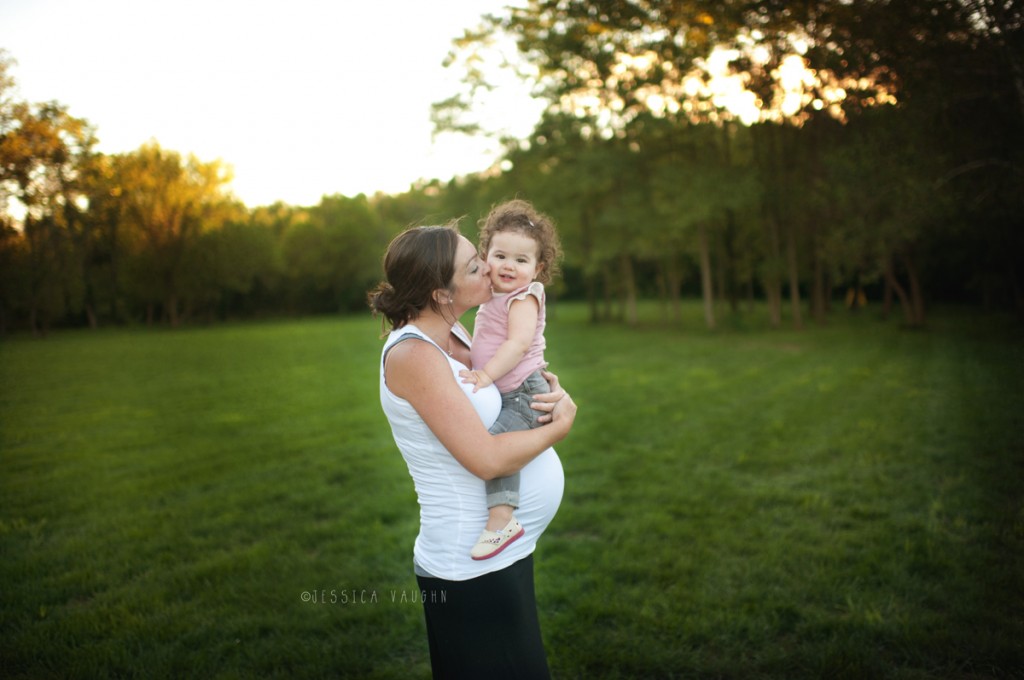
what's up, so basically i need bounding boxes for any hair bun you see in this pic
[367,282,394,314]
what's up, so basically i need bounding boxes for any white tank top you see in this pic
[379,323,564,581]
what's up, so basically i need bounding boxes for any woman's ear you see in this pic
[433,288,454,305]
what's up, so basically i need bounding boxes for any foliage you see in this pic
[2,0,1023,331]
[0,50,98,333]
[108,143,240,326]
[429,0,1024,327]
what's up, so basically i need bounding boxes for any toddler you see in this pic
[461,199,563,560]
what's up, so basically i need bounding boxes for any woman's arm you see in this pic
[386,338,576,480]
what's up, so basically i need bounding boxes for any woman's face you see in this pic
[450,236,492,311]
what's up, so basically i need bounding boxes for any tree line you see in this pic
[1,0,1021,334]
[437,0,1022,328]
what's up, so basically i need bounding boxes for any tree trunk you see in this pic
[656,264,668,323]
[765,270,782,328]
[751,124,782,327]
[1010,265,1024,319]
[715,239,727,313]
[764,208,783,328]
[620,252,638,326]
[602,265,614,322]
[901,251,926,327]
[666,254,682,323]
[824,269,832,314]
[108,222,124,324]
[719,125,740,315]
[587,271,600,323]
[882,276,893,320]
[167,294,180,328]
[883,254,917,327]
[811,241,827,324]
[724,210,740,314]
[786,223,803,330]
[697,223,716,330]
[581,208,599,323]
[181,298,194,326]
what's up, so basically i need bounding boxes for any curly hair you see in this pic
[478,199,562,285]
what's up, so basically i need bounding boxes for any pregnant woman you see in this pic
[368,222,577,678]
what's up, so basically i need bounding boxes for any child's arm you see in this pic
[461,295,541,391]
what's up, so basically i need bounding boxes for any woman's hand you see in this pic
[531,369,570,425]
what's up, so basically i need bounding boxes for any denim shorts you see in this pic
[488,369,551,435]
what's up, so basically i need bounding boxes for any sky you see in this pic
[0,0,543,207]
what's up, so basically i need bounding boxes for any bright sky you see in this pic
[0,0,542,208]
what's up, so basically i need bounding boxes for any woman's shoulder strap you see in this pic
[382,325,435,369]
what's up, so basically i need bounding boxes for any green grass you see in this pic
[1,304,1022,679]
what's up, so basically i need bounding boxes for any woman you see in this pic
[368,223,576,678]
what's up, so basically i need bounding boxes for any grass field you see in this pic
[1,303,1022,679]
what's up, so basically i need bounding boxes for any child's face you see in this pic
[485,230,543,294]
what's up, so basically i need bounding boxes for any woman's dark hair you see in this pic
[367,223,461,332]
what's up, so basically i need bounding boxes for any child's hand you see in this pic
[459,369,494,392]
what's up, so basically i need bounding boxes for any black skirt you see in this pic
[415,554,551,679]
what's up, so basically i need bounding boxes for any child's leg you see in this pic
[516,370,553,430]
[472,404,529,559]
[484,472,521,530]
[482,370,550,526]
[472,373,552,559]
[485,406,523,532]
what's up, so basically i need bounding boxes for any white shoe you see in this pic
[470,517,525,560]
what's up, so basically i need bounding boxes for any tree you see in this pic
[501,112,626,322]
[435,0,1023,325]
[434,1,884,329]
[77,152,130,325]
[111,143,235,326]
[0,219,27,333]
[281,194,387,314]
[0,50,98,333]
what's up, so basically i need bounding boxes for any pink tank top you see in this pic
[470,281,547,393]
